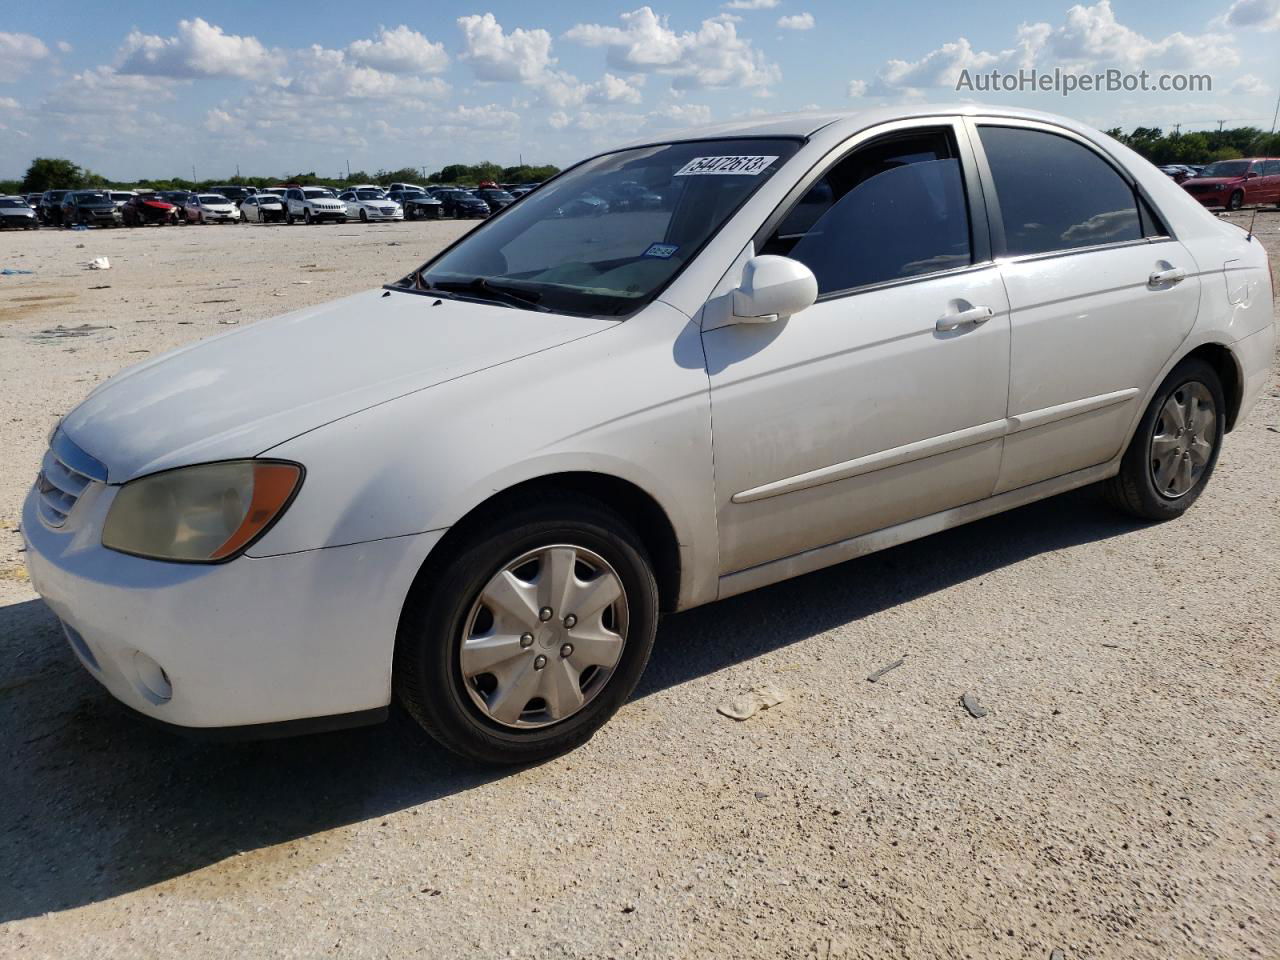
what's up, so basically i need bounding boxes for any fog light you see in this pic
[133,651,173,704]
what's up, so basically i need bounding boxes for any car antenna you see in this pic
[1246,84,1280,243]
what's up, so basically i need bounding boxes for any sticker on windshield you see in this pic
[673,155,779,177]
[642,242,679,259]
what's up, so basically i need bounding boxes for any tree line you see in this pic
[1103,126,1280,165]
[4,158,561,196]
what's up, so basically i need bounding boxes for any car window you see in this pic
[978,125,1141,256]
[1266,160,1280,175]
[760,128,972,294]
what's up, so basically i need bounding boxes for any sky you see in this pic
[1,0,1278,181]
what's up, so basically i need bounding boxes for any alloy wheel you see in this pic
[458,544,628,729]
[1150,380,1216,499]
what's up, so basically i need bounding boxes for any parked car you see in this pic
[284,185,347,224]
[61,189,123,228]
[121,193,179,226]
[37,189,71,226]
[1157,164,1194,183]
[427,187,490,219]
[0,195,39,229]
[1180,157,1280,210]
[386,186,443,220]
[210,185,256,207]
[23,193,42,209]
[21,106,1274,765]
[339,185,405,222]
[553,193,610,218]
[239,193,287,224]
[473,187,516,213]
[109,191,136,213]
[183,193,240,224]
[605,180,664,210]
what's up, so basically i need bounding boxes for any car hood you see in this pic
[61,289,614,483]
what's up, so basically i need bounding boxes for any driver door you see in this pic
[702,120,1011,578]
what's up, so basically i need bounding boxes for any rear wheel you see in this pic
[359,209,368,223]
[394,496,659,765]
[1226,190,1244,211]
[1105,358,1225,520]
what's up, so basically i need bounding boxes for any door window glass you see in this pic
[760,129,973,294]
[978,125,1141,255]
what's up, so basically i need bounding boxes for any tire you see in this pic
[304,209,313,225]
[359,209,368,223]
[1104,357,1225,521]
[1226,190,1244,211]
[394,495,659,765]
[286,213,295,225]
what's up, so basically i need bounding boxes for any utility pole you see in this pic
[1217,119,1225,132]
[1172,123,1181,136]
[236,163,240,178]
[192,164,196,183]
[346,159,351,179]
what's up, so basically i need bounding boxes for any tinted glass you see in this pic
[414,138,800,317]
[761,129,972,293]
[979,125,1140,255]
[0,198,25,208]
[1263,160,1280,175]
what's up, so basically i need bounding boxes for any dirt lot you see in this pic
[1,213,1278,959]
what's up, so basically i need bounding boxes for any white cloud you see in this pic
[277,46,451,103]
[118,18,277,79]
[457,13,554,83]
[347,25,449,74]
[847,79,867,98]
[56,40,72,54]
[868,1,1238,95]
[566,7,781,90]
[42,66,178,117]
[776,13,815,30]
[0,96,20,109]
[0,32,51,82]
[1229,73,1272,95]
[589,72,645,103]
[722,0,779,8]
[649,102,712,126]
[1218,0,1280,30]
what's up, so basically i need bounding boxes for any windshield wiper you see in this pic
[426,277,551,312]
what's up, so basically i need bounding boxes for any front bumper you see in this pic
[21,482,442,732]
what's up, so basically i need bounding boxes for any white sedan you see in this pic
[23,105,1275,764]
[238,193,287,223]
[339,185,404,222]
[183,193,240,224]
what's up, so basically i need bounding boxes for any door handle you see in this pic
[1148,266,1186,286]
[936,305,993,332]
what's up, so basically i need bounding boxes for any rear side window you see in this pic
[1265,160,1280,175]
[978,125,1141,256]
[761,128,973,294]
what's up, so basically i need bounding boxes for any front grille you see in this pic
[35,430,107,528]
[380,207,395,215]
[1184,183,1217,194]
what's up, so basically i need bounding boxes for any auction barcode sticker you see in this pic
[673,155,779,176]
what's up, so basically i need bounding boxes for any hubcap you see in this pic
[1150,380,1216,499]
[459,544,628,729]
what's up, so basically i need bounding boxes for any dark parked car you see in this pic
[553,193,610,218]
[23,193,42,208]
[210,185,256,206]
[61,190,123,228]
[121,193,179,226]
[37,189,71,226]
[0,195,39,229]
[605,180,664,210]
[473,187,516,213]
[1181,157,1280,210]
[386,186,444,220]
[427,187,490,219]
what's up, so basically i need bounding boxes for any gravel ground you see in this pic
[1,212,1278,960]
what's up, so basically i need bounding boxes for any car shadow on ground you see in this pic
[0,486,1145,922]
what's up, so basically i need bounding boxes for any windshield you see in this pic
[409,138,798,318]
[0,198,26,208]
[76,191,109,202]
[304,188,335,199]
[199,195,226,204]
[1200,160,1251,178]
[111,192,133,201]
[355,188,387,200]
[482,190,515,200]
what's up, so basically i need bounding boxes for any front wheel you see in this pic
[1226,190,1244,211]
[1105,358,1225,520]
[394,496,659,765]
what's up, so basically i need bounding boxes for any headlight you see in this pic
[102,460,302,563]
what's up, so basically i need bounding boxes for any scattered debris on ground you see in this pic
[717,683,788,721]
[867,658,905,683]
[961,691,989,718]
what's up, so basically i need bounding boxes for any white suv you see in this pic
[284,186,347,225]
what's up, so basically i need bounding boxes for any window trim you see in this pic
[750,118,991,302]
[964,117,1175,262]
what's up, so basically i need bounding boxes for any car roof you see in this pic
[617,103,1130,149]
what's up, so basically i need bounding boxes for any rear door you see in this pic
[968,119,1201,493]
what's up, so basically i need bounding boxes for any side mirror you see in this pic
[732,255,819,323]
